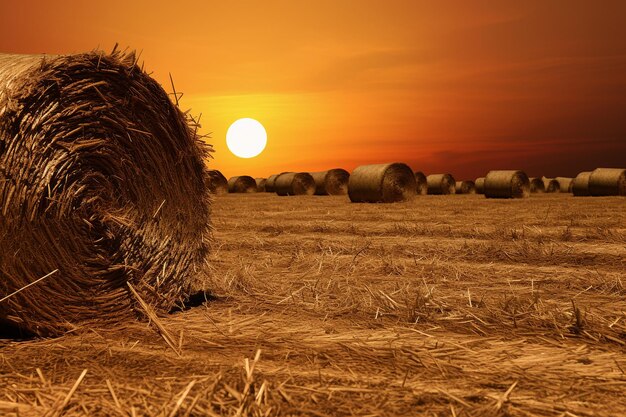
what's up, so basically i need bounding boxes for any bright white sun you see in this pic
[226,118,267,158]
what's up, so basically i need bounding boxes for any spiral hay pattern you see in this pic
[309,169,350,195]
[275,172,316,196]
[228,176,257,193]
[0,51,212,336]
[484,170,530,199]
[426,174,456,195]
[414,171,427,195]
[529,177,545,193]
[542,178,560,193]
[455,180,476,194]
[588,168,626,196]
[348,163,416,203]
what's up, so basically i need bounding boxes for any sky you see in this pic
[1,0,625,179]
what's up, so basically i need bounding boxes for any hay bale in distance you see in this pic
[207,170,228,195]
[455,180,476,194]
[265,172,290,193]
[427,174,456,195]
[228,176,258,193]
[588,168,626,196]
[542,177,560,193]
[309,169,350,195]
[0,51,212,336]
[475,177,485,194]
[414,171,428,195]
[275,172,316,196]
[555,177,574,193]
[484,170,530,199]
[529,177,545,193]
[348,163,416,203]
[572,172,592,197]
[255,178,267,192]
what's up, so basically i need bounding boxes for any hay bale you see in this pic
[572,171,592,197]
[414,171,428,195]
[555,177,574,193]
[207,170,228,195]
[484,170,530,199]
[542,177,560,193]
[274,172,315,196]
[529,177,545,193]
[0,51,212,336]
[255,178,267,192]
[475,177,485,194]
[348,163,416,203]
[265,172,289,193]
[588,168,626,196]
[228,176,257,193]
[426,174,456,195]
[455,180,476,194]
[309,169,350,195]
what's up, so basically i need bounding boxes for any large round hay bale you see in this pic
[542,177,560,193]
[348,163,416,203]
[555,177,574,193]
[529,177,545,193]
[309,168,350,195]
[572,171,592,197]
[0,51,211,336]
[426,174,456,195]
[588,168,626,196]
[207,170,228,195]
[275,172,316,196]
[484,170,530,199]
[475,177,485,194]
[265,172,289,193]
[228,175,257,193]
[414,171,428,195]
[455,180,476,194]
[255,178,267,192]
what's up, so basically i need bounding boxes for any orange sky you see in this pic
[2,1,625,179]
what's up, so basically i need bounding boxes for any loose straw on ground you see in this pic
[427,174,456,195]
[228,176,257,193]
[348,163,416,203]
[0,50,212,336]
[309,169,350,195]
[275,173,316,196]
[484,170,530,199]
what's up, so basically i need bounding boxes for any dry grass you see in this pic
[2,193,626,416]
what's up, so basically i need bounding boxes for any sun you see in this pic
[226,118,267,158]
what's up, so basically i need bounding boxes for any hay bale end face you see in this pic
[274,172,316,196]
[0,51,212,336]
[475,177,485,194]
[309,169,350,195]
[455,180,476,194]
[255,178,267,192]
[529,177,545,193]
[572,171,592,197]
[348,163,416,203]
[426,174,456,195]
[588,168,626,196]
[555,177,574,193]
[484,170,530,199]
[414,171,427,195]
[542,177,560,193]
[207,170,228,195]
[228,176,257,193]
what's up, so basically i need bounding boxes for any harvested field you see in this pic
[2,193,626,416]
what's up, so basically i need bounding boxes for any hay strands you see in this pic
[127,282,181,357]
[0,269,59,303]
[43,369,88,417]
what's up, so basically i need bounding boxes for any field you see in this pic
[1,193,625,416]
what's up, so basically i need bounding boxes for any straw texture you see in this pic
[475,177,485,194]
[484,170,530,199]
[426,174,456,195]
[228,176,257,193]
[255,178,267,192]
[348,163,416,203]
[529,177,545,193]
[455,180,476,194]
[555,177,573,193]
[0,51,212,336]
[309,169,350,195]
[414,171,427,195]
[542,178,560,193]
[572,172,592,197]
[588,168,626,196]
[274,172,316,196]
[207,170,228,195]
